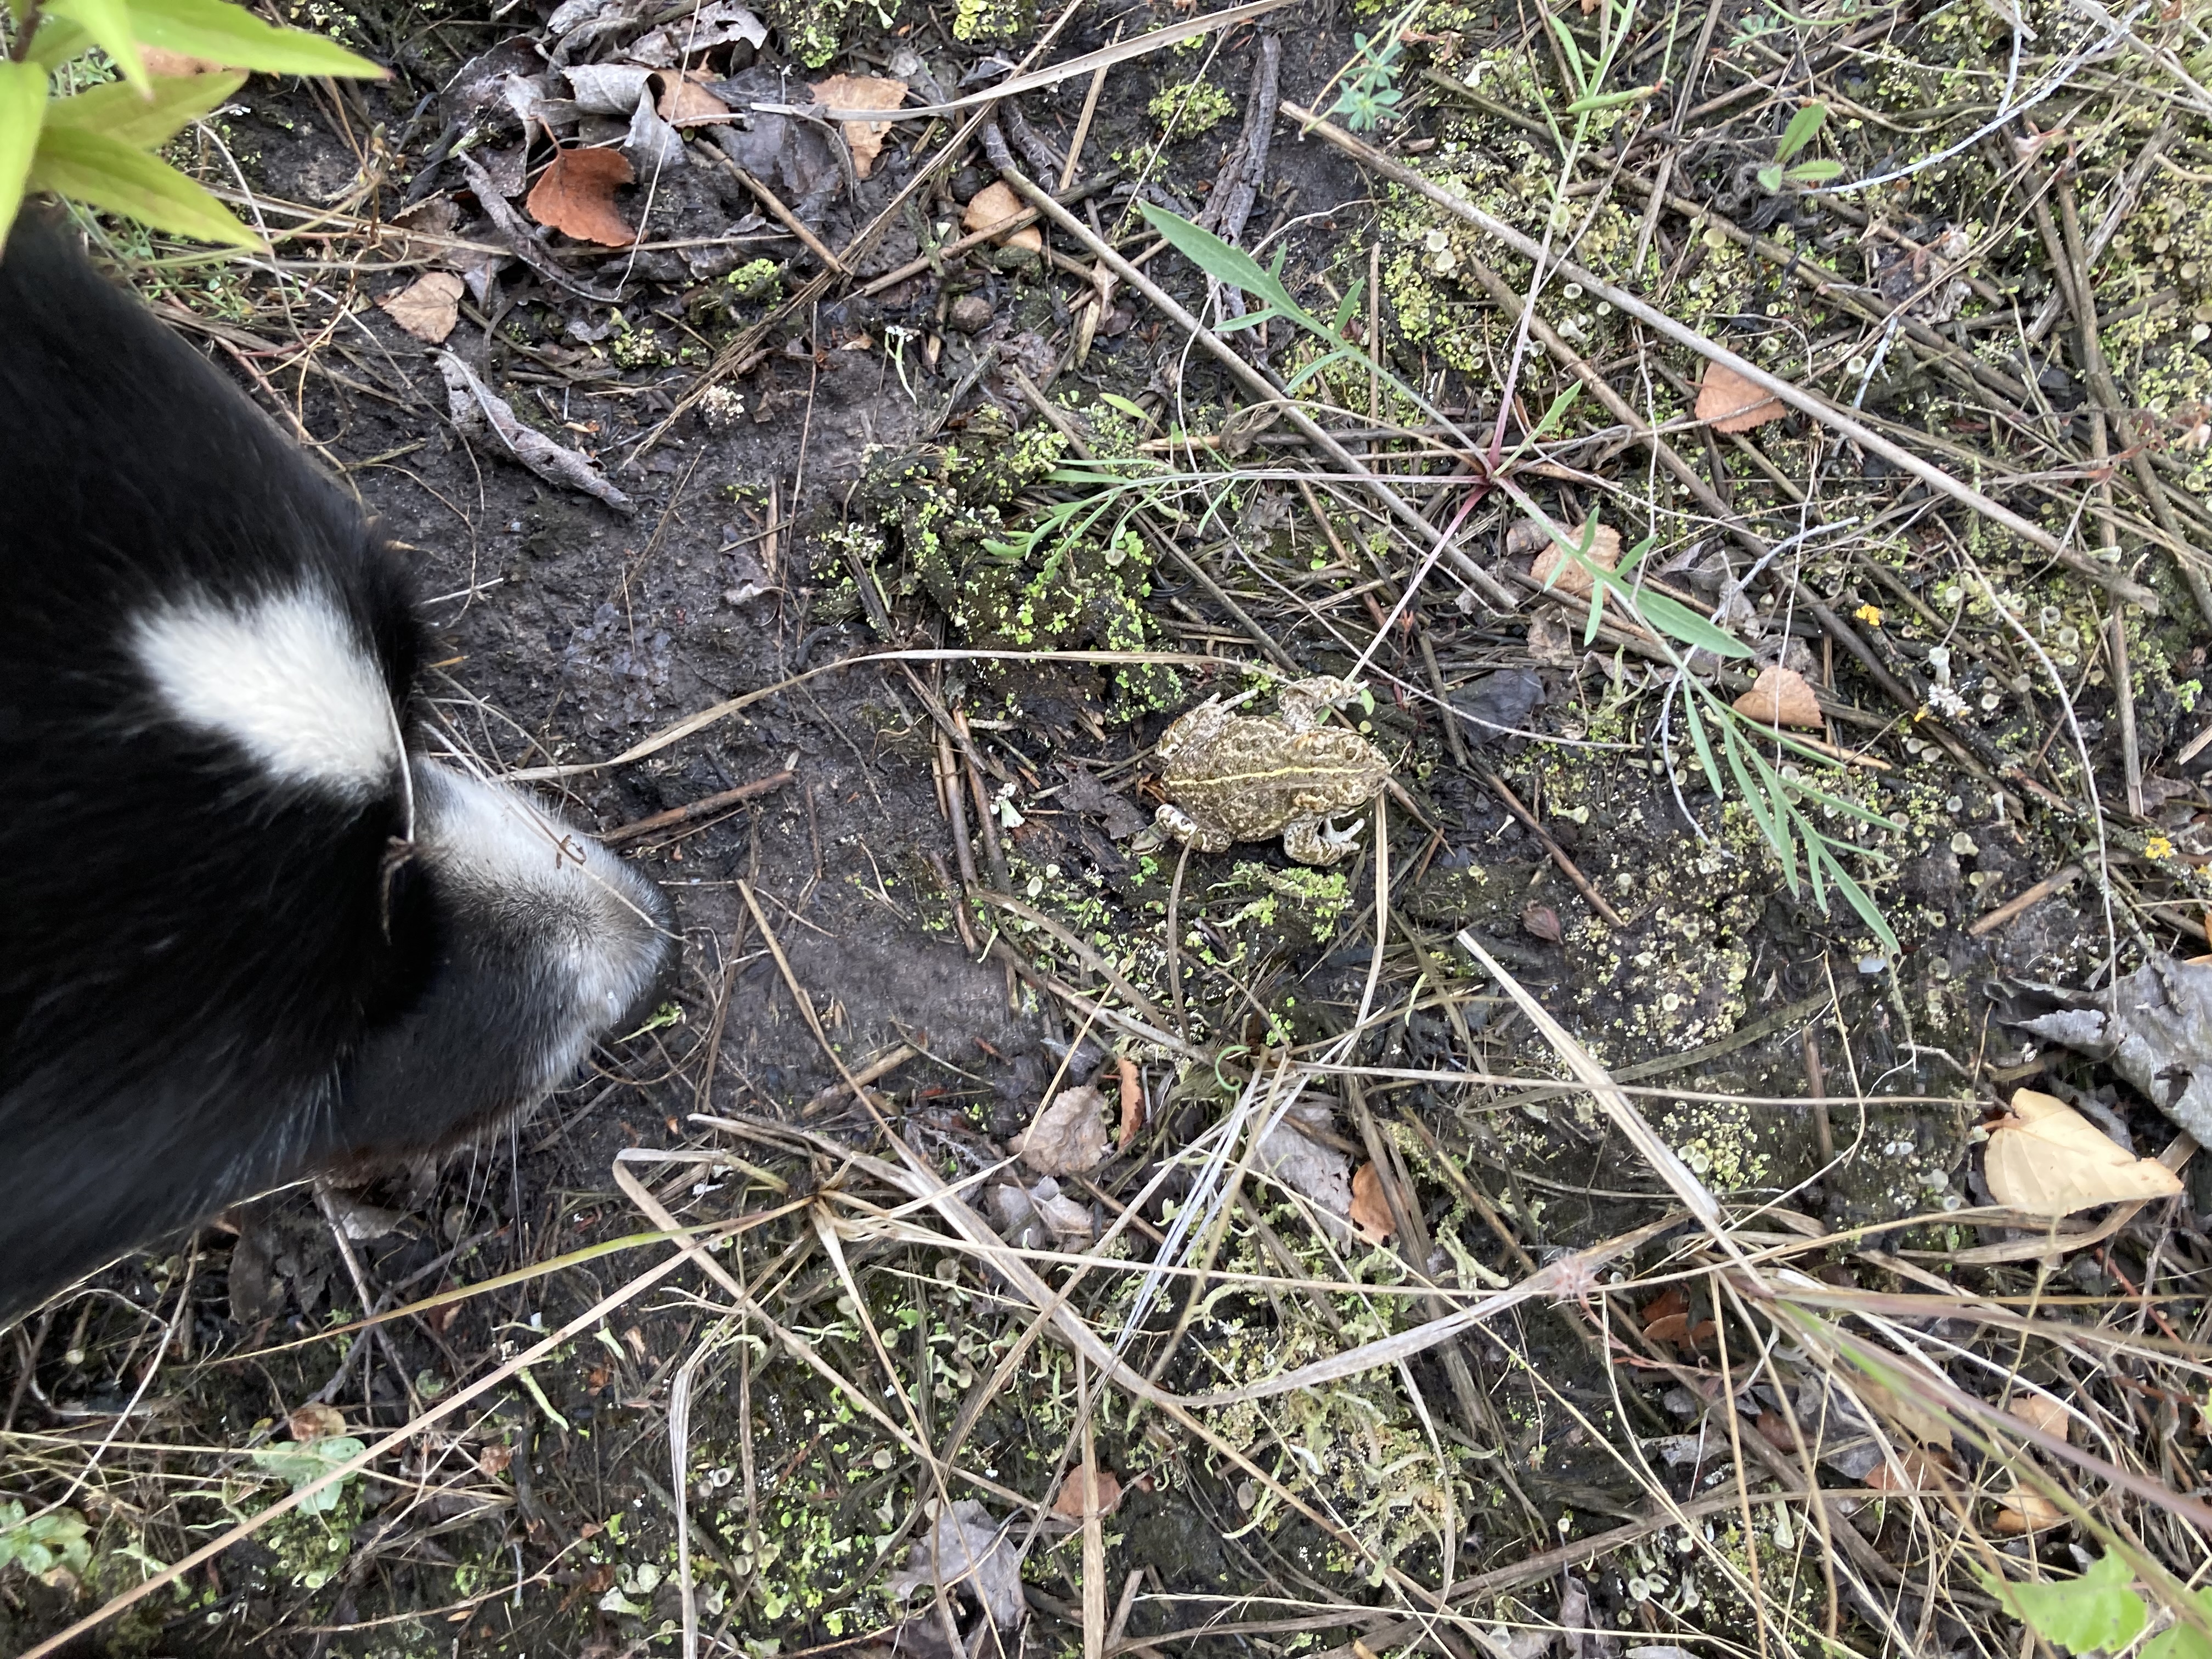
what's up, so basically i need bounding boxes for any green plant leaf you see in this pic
[43,0,150,93]
[1624,588,1754,657]
[1985,1555,2146,1655]
[2143,1590,2212,1659]
[250,1435,366,1516]
[1530,385,1581,438]
[1681,691,1726,800]
[1331,276,1364,336]
[1139,204,1320,335]
[27,123,258,245]
[124,0,384,77]
[0,60,47,250]
[1757,162,1784,193]
[1616,531,1657,583]
[1766,775,1801,894]
[1564,83,1658,111]
[46,68,244,149]
[24,17,93,67]
[1547,14,1588,94]
[1787,158,1843,184]
[1098,392,1147,421]
[1776,100,1827,161]
[1827,854,1898,954]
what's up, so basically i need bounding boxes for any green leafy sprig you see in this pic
[1,0,382,249]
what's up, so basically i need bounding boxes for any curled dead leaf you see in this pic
[1864,1446,1957,1492]
[1985,1090,2184,1216]
[1348,1161,1394,1244]
[525,145,636,247]
[478,1441,515,1477]
[961,180,1042,252]
[1050,1466,1124,1519]
[1695,360,1786,433]
[377,270,464,343]
[1521,900,1562,943]
[1733,663,1824,730]
[1990,1486,2066,1533]
[654,69,733,126]
[288,1403,346,1442]
[1114,1053,1144,1150]
[1011,1084,1110,1176]
[810,74,907,179]
[1530,521,1621,599]
[2006,1390,2073,1442]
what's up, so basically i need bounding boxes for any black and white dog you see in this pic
[0,214,673,1325]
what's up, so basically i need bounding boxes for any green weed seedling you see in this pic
[249,1435,366,1516]
[0,0,382,249]
[1982,1551,2212,1659]
[1757,102,1843,193]
[0,1499,91,1581]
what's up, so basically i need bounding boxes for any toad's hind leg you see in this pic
[1283,815,1360,865]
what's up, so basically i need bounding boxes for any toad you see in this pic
[1153,676,1391,865]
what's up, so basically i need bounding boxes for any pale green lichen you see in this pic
[1148,78,1236,140]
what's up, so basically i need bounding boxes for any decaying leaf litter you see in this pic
[6,0,2212,1652]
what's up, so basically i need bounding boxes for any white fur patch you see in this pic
[132,586,398,799]
[415,761,669,1032]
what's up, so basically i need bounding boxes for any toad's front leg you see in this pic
[1156,802,1235,853]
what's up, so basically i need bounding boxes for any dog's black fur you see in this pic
[0,215,672,1324]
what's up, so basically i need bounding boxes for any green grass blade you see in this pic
[1827,857,1898,956]
[1681,691,1726,801]
[1629,589,1753,657]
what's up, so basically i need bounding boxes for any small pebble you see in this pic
[947,293,993,334]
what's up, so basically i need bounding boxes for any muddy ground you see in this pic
[8,0,2212,1652]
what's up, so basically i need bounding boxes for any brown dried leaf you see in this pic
[478,1441,515,1477]
[377,270,464,343]
[1348,1161,1394,1244]
[1695,360,1786,433]
[1011,1084,1110,1176]
[524,145,636,247]
[1115,1054,1144,1150]
[1639,1286,1688,1329]
[655,69,732,127]
[1530,522,1620,598]
[1644,1312,1692,1346]
[1990,1486,2066,1533]
[1521,901,1562,943]
[1733,663,1824,730]
[2007,1390,2073,1442]
[1051,1466,1123,1519]
[809,74,907,179]
[289,1403,347,1442]
[1864,1447,1957,1492]
[962,179,1042,252]
[1752,1410,1798,1452]
[1985,1089,2183,1215]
